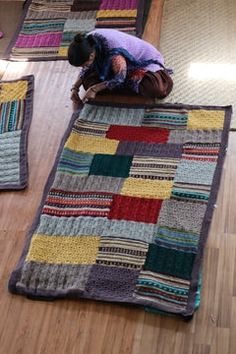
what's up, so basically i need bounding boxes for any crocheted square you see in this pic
[171,182,211,203]
[96,237,148,269]
[0,131,21,186]
[187,109,225,130]
[63,19,96,37]
[26,235,100,265]
[108,195,163,224]
[144,244,195,280]
[129,156,179,180]
[182,142,220,162]
[0,100,25,133]
[85,265,140,300]
[134,271,190,311]
[66,132,118,154]
[143,107,188,130]
[116,141,183,157]
[96,9,137,18]
[15,32,63,49]
[99,0,138,10]
[73,119,110,137]
[0,76,34,190]
[107,125,170,143]
[121,178,173,199]
[168,129,223,145]
[174,160,217,186]
[20,262,92,292]
[57,150,94,177]
[60,18,97,55]
[154,226,199,253]
[52,174,125,193]
[89,154,133,178]
[0,81,28,102]
[71,0,101,12]
[80,104,145,126]
[42,189,113,217]
[157,199,207,234]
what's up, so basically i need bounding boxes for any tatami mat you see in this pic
[160,0,236,129]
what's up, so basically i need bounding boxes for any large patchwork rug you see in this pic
[0,75,34,190]
[9,101,231,319]
[4,0,150,61]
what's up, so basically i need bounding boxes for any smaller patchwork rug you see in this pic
[4,0,148,61]
[9,101,231,319]
[0,75,34,190]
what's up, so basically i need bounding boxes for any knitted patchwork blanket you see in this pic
[4,0,149,61]
[0,76,34,190]
[9,102,231,319]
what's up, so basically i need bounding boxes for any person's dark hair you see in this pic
[68,33,96,67]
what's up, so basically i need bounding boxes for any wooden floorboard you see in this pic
[0,0,236,353]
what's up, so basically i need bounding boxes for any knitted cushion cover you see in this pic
[0,75,34,190]
[4,0,150,61]
[9,101,231,319]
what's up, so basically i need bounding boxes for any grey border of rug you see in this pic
[8,101,232,319]
[3,0,147,62]
[0,75,34,191]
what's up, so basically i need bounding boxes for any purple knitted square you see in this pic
[15,33,63,48]
[85,265,139,300]
[99,0,138,10]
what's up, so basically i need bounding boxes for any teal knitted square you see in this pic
[89,154,133,178]
[144,244,195,280]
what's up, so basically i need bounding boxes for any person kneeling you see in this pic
[68,29,173,104]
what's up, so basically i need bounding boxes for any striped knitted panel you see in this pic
[0,100,25,133]
[42,190,114,217]
[0,76,34,190]
[5,0,148,61]
[135,271,190,311]
[96,237,148,269]
[9,102,231,320]
[143,108,189,130]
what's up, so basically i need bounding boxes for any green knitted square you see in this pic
[89,154,133,178]
[144,244,195,280]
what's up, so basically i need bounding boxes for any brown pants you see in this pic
[82,70,173,99]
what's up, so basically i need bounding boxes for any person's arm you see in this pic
[70,76,83,103]
[82,55,127,102]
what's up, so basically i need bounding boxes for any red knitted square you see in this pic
[108,195,163,223]
[106,125,169,143]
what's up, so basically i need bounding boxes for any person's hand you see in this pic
[70,88,82,103]
[82,87,97,103]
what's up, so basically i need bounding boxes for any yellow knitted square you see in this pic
[26,234,100,265]
[121,178,173,199]
[187,110,225,130]
[65,132,118,154]
[96,9,137,18]
[0,81,28,103]
[58,47,68,57]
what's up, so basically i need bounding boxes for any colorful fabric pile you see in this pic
[9,101,231,318]
[4,0,148,61]
[0,76,34,190]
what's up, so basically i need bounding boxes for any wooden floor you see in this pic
[0,1,236,353]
